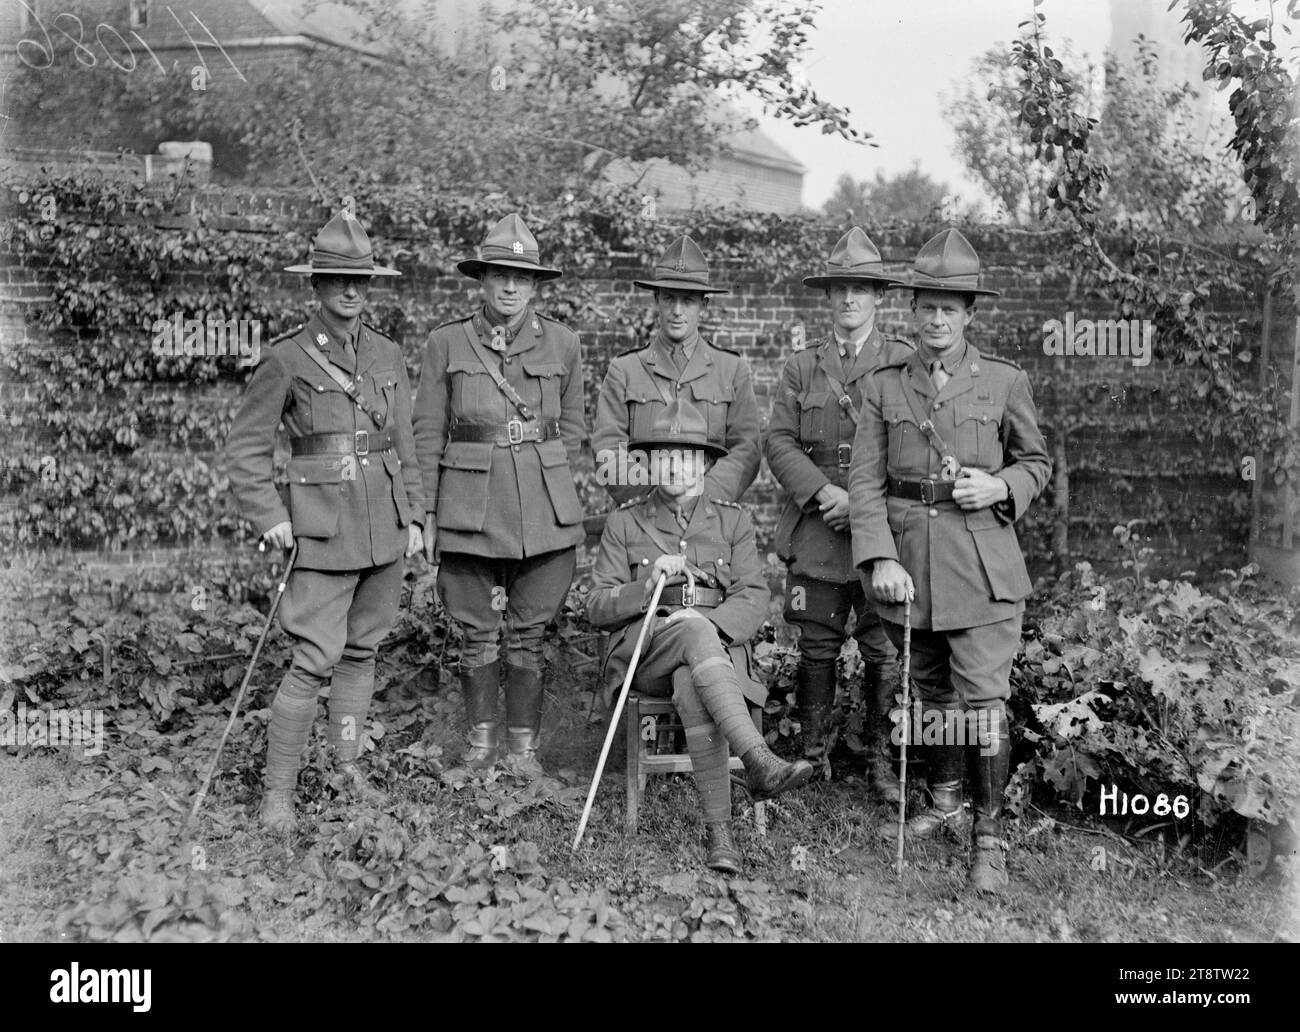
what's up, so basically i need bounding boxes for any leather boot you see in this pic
[504,663,545,777]
[864,660,902,804]
[740,742,814,800]
[460,662,501,770]
[968,704,1011,894]
[877,737,964,840]
[795,661,836,762]
[704,821,741,874]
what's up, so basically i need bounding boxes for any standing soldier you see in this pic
[587,399,813,872]
[592,235,760,505]
[226,210,425,831]
[766,227,912,795]
[848,229,1050,892]
[413,214,585,776]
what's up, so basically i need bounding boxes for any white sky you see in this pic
[750,0,1112,208]
[752,0,1293,209]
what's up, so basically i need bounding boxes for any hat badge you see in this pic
[673,256,687,273]
[512,240,524,255]
[340,209,356,222]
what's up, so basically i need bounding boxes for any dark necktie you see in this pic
[930,359,949,391]
[674,506,689,533]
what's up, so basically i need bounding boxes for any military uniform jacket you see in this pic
[848,343,1051,631]
[592,336,761,505]
[225,313,425,572]
[413,308,585,558]
[766,328,914,582]
[587,495,770,707]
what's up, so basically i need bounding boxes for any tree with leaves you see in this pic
[821,164,952,224]
[5,0,867,202]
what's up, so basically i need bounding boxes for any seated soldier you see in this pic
[587,399,814,873]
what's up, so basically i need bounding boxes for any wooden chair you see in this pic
[625,692,766,836]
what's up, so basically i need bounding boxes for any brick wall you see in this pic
[1,186,1291,579]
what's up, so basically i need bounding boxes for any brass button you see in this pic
[316,385,324,392]
[513,445,520,452]
[933,402,942,410]
[504,358,512,365]
[929,508,938,518]
[361,458,369,466]
[641,558,649,565]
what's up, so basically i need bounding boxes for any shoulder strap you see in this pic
[896,368,959,473]
[462,321,534,421]
[292,334,387,427]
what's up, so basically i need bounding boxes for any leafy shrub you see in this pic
[1010,555,1300,836]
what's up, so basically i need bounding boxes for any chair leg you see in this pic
[626,694,640,835]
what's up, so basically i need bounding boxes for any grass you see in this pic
[2,664,1295,943]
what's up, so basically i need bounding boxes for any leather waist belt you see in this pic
[887,476,956,504]
[291,428,395,456]
[806,444,853,468]
[657,585,724,609]
[449,418,561,446]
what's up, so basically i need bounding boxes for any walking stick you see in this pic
[188,541,298,824]
[572,571,668,853]
[895,596,911,877]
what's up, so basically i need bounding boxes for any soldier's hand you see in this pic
[953,468,1010,511]
[816,484,851,531]
[406,523,424,559]
[262,521,294,551]
[648,554,687,583]
[871,559,914,605]
[422,517,438,563]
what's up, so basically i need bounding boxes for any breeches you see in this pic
[784,572,895,666]
[880,614,1022,710]
[278,561,404,680]
[437,547,577,670]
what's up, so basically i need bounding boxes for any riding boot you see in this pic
[704,821,741,874]
[863,660,902,804]
[261,669,321,832]
[968,704,1011,894]
[460,662,501,770]
[795,661,836,762]
[504,663,546,777]
[877,735,964,840]
[327,658,385,806]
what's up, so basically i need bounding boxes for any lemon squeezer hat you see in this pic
[802,226,901,289]
[634,235,729,294]
[906,228,1000,297]
[284,210,400,276]
[628,397,727,458]
[456,213,562,281]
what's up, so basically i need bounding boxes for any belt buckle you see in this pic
[837,443,852,468]
[507,419,525,445]
[354,430,369,456]
[919,478,935,505]
[680,584,696,607]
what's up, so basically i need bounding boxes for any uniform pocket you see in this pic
[882,404,918,470]
[286,456,343,539]
[689,378,735,442]
[798,390,832,443]
[536,438,582,526]
[447,359,489,415]
[522,357,564,418]
[967,514,1031,602]
[955,401,1002,469]
[436,442,494,532]
[370,367,397,426]
[381,450,411,527]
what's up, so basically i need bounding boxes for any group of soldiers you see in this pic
[226,209,1049,894]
